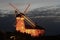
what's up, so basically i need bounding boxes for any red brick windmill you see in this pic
[9,3,45,37]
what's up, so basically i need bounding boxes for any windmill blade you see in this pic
[9,3,36,28]
[23,3,31,13]
[9,3,21,14]
[22,15,36,28]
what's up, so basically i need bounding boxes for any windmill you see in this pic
[9,3,45,37]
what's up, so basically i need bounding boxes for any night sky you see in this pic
[0,0,60,10]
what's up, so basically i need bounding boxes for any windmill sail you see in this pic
[9,3,36,28]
